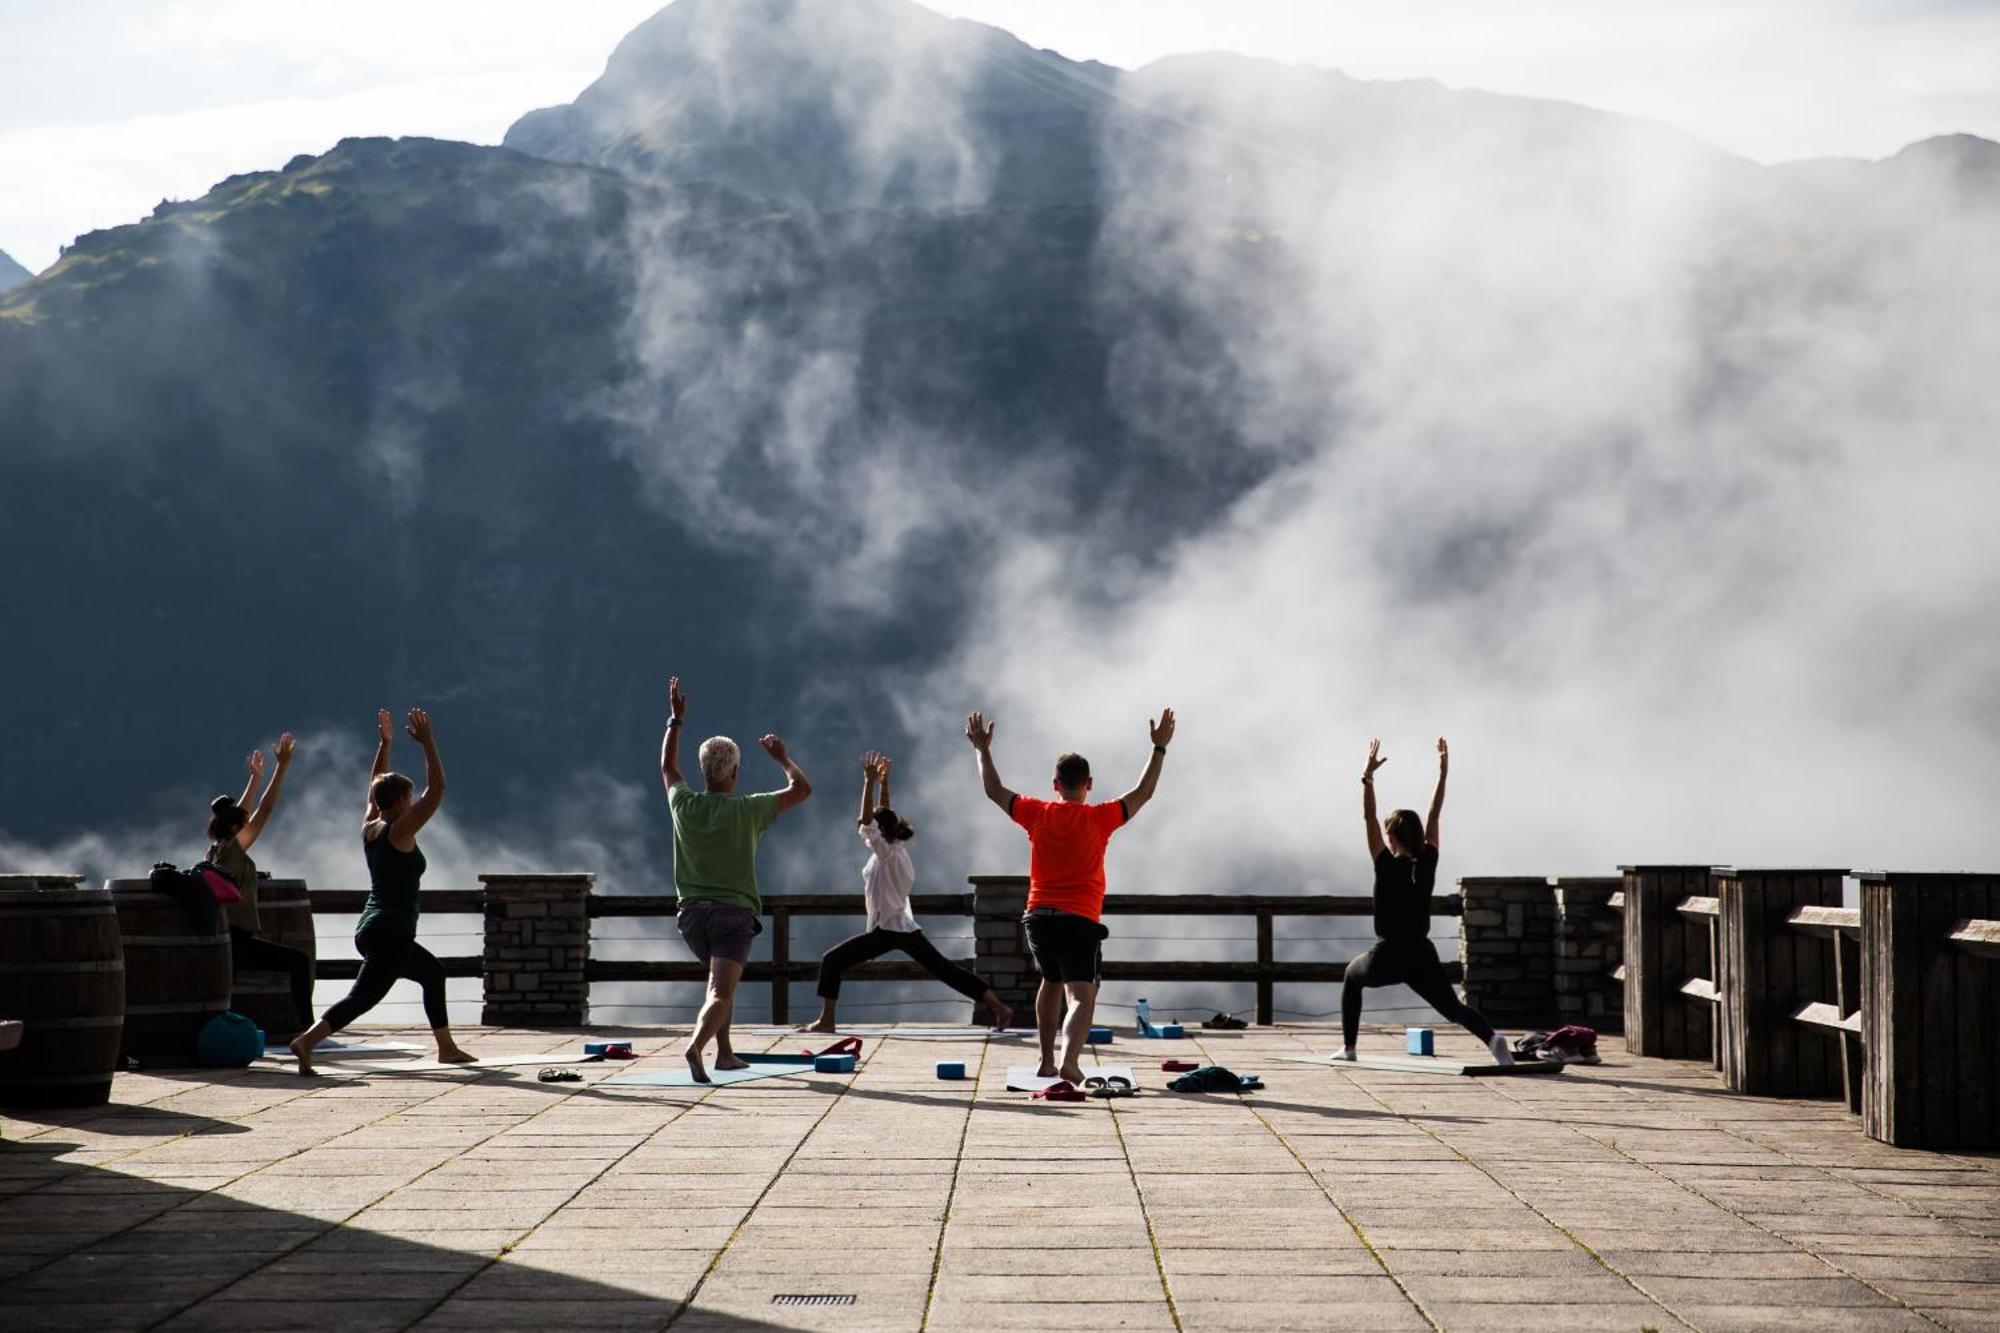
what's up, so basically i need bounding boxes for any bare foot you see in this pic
[1037,1061,1058,1079]
[685,1050,710,1084]
[288,1035,317,1077]
[1331,1048,1357,1062]
[713,1054,750,1072]
[437,1047,478,1065]
[796,1020,838,1034]
[988,999,1015,1031]
[1058,1064,1085,1084]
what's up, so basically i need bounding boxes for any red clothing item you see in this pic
[1011,796,1127,921]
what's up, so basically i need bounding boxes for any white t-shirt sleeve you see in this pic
[859,823,888,853]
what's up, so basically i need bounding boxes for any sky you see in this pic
[2,0,1998,273]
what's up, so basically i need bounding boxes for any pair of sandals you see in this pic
[1201,1012,1249,1030]
[538,1067,583,1083]
[1032,1074,1136,1102]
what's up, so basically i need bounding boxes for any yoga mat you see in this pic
[746,1027,1017,1038]
[1273,1053,1566,1077]
[1006,1065,1136,1092]
[391,1053,629,1071]
[602,1065,804,1088]
[261,1042,422,1060]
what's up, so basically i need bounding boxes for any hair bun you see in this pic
[210,795,238,815]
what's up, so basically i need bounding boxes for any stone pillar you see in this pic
[1458,877,1558,1028]
[479,873,592,1027]
[969,875,1035,1027]
[1554,877,1624,1033]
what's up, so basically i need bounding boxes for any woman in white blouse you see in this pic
[798,750,1014,1033]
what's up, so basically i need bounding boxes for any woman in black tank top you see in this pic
[288,709,474,1076]
[1337,738,1511,1064]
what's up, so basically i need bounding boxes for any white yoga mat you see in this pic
[1006,1065,1136,1092]
[1272,1053,1565,1077]
[602,1065,804,1088]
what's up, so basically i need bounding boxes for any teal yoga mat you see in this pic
[603,1065,804,1088]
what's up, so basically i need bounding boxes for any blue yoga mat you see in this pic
[603,1065,803,1088]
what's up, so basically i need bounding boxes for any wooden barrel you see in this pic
[230,877,316,1040]
[108,878,232,1062]
[0,876,125,1108]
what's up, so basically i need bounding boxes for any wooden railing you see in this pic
[305,886,1459,1027]
[1611,869,2000,1150]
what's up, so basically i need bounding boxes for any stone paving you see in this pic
[3,1023,1997,1332]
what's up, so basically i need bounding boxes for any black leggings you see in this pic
[230,927,314,1030]
[817,928,990,1002]
[321,925,450,1031]
[1343,937,1495,1049]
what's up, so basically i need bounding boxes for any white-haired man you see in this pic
[661,676,813,1082]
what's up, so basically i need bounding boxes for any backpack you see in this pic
[147,862,224,933]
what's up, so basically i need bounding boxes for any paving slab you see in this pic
[5,1020,2000,1331]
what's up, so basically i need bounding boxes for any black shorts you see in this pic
[1023,908,1106,984]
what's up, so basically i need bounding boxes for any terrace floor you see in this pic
[2,1022,1997,1332]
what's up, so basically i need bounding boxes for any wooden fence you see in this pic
[305,880,1463,1027]
[1613,868,2000,1150]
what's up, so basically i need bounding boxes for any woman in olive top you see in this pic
[207,731,313,1031]
[289,709,473,1076]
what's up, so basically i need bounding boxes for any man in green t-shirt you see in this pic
[661,676,813,1082]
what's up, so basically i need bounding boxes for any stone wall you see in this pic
[1554,876,1624,1032]
[1458,876,1559,1028]
[479,873,592,1027]
[968,875,1036,1026]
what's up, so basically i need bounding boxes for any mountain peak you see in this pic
[503,0,1117,208]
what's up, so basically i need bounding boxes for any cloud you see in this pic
[887,67,2000,899]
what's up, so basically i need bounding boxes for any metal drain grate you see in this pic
[772,1293,857,1308]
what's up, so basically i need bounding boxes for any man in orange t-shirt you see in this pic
[966,706,1176,1084]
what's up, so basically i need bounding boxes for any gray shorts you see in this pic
[676,900,761,966]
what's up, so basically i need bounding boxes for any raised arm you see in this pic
[661,676,687,792]
[1118,708,1176,820]
[239,732,295,851]
[364,708,392,822]
[238,749,265,817]
[964,712,1016,813]
[1362,739,1387,861]
[857,750,881,825]
[1425,737,1448,848]
[761,734,813,814]
[388,708,445,850]
[878,755,893,812]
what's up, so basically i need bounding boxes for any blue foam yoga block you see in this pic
[1159,1024,1185,1039]
[584,1041,612,1054]
[1406,1027,1435,1056]
[814,1053,857,1073]
[1087,1026,1114,1044]
[935,1061,966,1080]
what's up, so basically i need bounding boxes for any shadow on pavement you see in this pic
[0,1138,815,1331]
